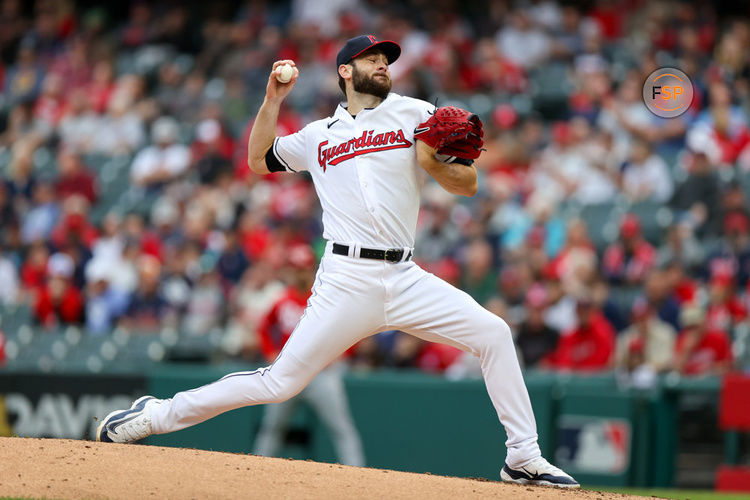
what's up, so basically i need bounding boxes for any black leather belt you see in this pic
[332,243,412,263]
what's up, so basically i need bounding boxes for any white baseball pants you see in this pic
[253,363,365,466]
[149,242,541,468]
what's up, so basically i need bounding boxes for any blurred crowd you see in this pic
[1,0,750,380]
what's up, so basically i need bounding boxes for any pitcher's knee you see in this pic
[266,379,304,403]
[266,373,308,403]
[477,315,513,351]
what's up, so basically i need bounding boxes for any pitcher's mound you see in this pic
[0,437,644,499]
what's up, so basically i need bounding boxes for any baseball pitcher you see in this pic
[97,35,578,488]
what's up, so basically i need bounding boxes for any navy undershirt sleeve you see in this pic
[265,146,286,172]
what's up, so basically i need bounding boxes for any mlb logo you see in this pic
[555,416,631,474]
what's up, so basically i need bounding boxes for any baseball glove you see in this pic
[414,106,484,165]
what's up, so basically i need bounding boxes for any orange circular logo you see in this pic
[642,67,693,118]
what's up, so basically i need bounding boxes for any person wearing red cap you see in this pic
[602,214,656,285]
[99,35,578,488]
[253,244,365,467]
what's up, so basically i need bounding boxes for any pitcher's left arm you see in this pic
[415,140,478,197]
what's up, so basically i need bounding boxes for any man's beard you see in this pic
[351,65,391,100]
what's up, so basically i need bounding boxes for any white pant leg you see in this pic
[253,396,299,457]
[302,364,365,467]
[150,255,386,434]
[385,263,541,468]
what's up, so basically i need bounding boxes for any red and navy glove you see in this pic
[414,106,484,165]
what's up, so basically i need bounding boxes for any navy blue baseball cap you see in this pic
[336,35,401,67]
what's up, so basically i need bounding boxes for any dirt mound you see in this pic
[0,437,645,499]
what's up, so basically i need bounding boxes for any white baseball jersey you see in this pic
[269,93,434,248]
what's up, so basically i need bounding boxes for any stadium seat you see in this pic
[737,171,750,201]
[626,201,674,245]
[83,153,113,171]
[97,162,133,215]
[528,62,572,119]
[33,147,56,180]
[529,63,572,100]
[0,149,11,173]
[62,332,106,364]
[166,333,216,363]
[118,333,166,364]
[0,303,32,336]
[732,325,750,372]
[11,328,57,371]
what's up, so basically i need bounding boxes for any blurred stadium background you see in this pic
[1,0,750,495]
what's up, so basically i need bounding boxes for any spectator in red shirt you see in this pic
[545,294,616,372]
[20,240,49,294]
[470,39,527,93]
[705,271,748,333]
[33,252,85,329]
[238,211,273,262]
[603,214,656,285]
[254,244,365,467]
[256,248,311,360]
[54,149,97,203]
[663,260,700,306]
[413,341,464,374]
[590,1,625,40]
[690,82,750,166]
[675,306,733,375]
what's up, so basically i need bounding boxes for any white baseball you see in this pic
[276,64,294,83]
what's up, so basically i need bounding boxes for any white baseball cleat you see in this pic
[96,395,162,443]
[501,456,580,488]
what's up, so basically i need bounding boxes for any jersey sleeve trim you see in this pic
[272,137,298,173]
